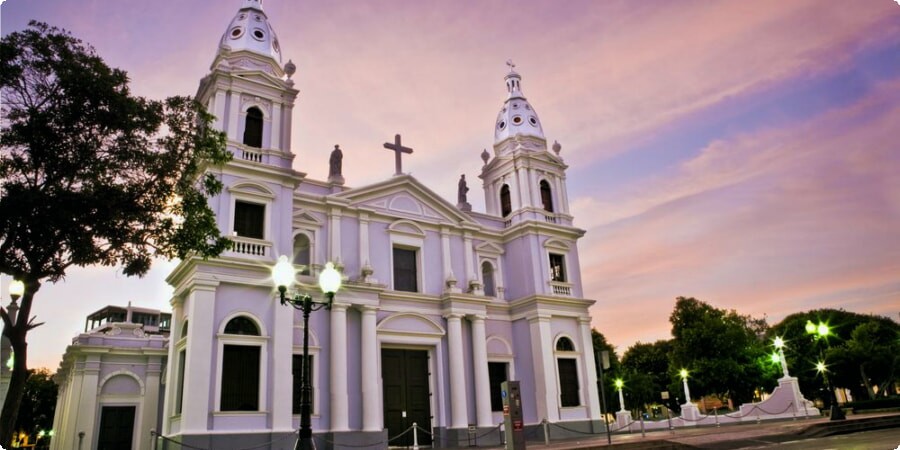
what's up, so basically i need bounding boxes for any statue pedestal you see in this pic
[615,410,631,431]
[457,202,472,212]
[681,403,701,426]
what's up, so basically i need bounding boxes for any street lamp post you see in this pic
[772,337,790,378]
[272,256,342,450]
[679,369,691,406]
[614,379,626,412]
[805,320,845,421]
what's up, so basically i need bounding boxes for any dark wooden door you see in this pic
[97,405,135,450]
[382,349,432,445]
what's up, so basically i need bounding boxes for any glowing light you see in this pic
[817,323,830,337]
[614,378,624,390]
[815,361,827,373]
[771,352,781,364]
[271,255,295,289]
[805,320,816,334]
[773,336,785,348]
[679,368,689,379]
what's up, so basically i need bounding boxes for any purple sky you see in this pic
[2,0,899,370]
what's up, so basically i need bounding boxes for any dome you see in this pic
[217,0,282,66]
[493,64,545,145]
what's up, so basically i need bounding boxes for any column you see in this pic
[440,227,452,281]
[470,316,493,427]
[271,103,282,151]
[529,316,559,422]
[142,356,163,448]
[330,304,350,431]
[162,299,183,434]
[359,212,370,271]
[181,282,218,432]
[360,306,381,431]
[446,314,468,428]
[463,232,475,284]
[558,175,570,215]
[282,102,294,152]
[328,207,342,265]
[227,91,242,141]
[578,318,601,419]
[213,90,227,131]
[73,355,101,449]
[272,286,294,430]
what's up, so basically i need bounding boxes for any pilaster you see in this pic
[330,304,350,431]
[529,315,559,422]
[470,315,493,427]
[446,314,468,428]
[360,306,381,431]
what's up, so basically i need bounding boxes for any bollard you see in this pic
[543,418,550,446]
[714,407,720,427]
[151,428,158,450]
[78,431,85,450]
[412,422,419,450]
[639,415,645,438]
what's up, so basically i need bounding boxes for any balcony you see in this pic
[229,236,271,257]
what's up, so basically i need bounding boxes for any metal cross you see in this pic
[383,134,413,175]
[506,59,516,70]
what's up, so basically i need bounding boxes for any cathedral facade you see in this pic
[53,1,602,448]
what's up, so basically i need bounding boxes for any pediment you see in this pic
[475,241,505,255]
[292,209,322,225]
[378,313,445,336]
[335,175,478,226]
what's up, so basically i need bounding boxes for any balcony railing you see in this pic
[229,236,270,257]
[550,281,572,296]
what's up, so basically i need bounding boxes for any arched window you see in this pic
[294,234,311,275]
[500,184,512,217]
[221,316,261,411]
[540,180,554,213]
[556,337,575,351]
[243,107,263,148]
[482,261,496,297]
[555,336,580,406]
[224,316,260,335]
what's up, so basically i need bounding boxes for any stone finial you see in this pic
[552,140,561,155]
[481,148,490,164]
[284,59,296,78]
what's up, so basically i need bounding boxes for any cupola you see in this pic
[493,62,545,145]
[215,0,282,68]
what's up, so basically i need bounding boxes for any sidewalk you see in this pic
[448,412,900,450]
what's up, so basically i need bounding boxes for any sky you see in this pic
[2,0,899,370]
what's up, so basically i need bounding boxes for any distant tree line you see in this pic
[592,297,900,414]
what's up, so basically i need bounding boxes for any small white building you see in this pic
[51,305,170,450]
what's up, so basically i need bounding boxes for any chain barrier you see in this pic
[722,401,794,419]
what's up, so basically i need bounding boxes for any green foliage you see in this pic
[668,297,775,404]
[591,328,622,413]
[0,22,231,282]
[13,369,57,439]
[0,21,230,444]
[620,339,673,410]
[769,309,900,402]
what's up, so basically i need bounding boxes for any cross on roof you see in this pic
[506,59,516,71]
[383,134,413,176]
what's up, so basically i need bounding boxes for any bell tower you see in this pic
[479,63,572,227]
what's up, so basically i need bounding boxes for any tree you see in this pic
[0,22,231,444]
[620,340,673,411]
[769,309,900,402]
[591,328,621,414]
[13,368,57,447]
[668,297,774,405]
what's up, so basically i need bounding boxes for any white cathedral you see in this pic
[49,1,602,449]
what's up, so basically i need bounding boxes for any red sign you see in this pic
[513,420,523,431]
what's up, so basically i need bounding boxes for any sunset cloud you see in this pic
[2,0,898,367]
